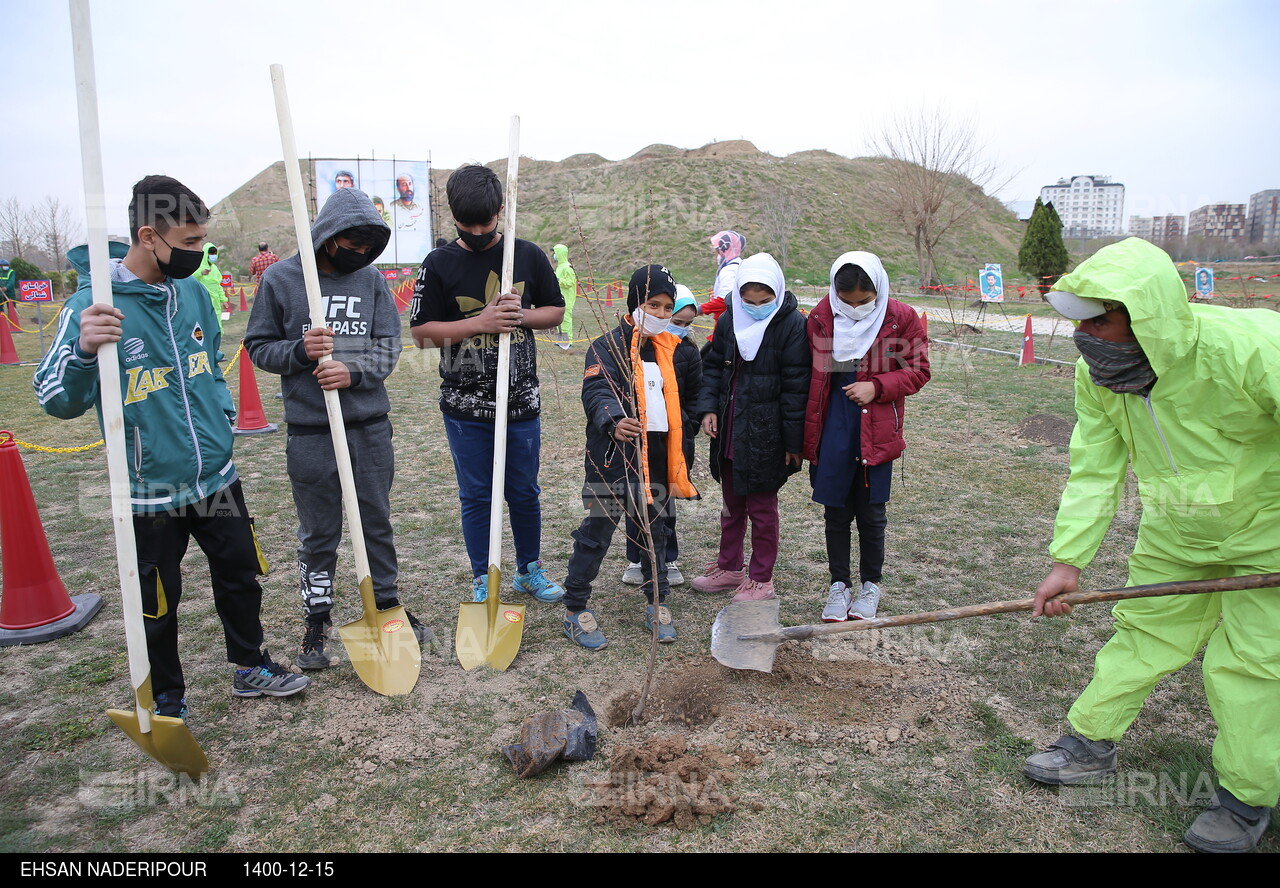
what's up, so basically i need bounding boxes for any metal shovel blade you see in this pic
[337,577,421,696]
[105,709,209,778]
[711,599,785,673]
[456,568,526,672]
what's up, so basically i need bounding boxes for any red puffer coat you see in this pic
[803,297,930,466]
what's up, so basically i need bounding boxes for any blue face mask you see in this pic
[666,323,690,339]
[742,299,777,321]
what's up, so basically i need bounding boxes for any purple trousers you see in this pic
[715,458,780,582]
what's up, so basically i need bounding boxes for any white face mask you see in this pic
[632,306,669,336]
[837,298,877,321]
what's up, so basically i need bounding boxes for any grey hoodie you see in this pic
[245,188,401,427]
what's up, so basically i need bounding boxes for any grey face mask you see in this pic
[1073,330,1157,395]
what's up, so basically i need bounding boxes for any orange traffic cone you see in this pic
[920,310,929,340]
[605,284,614,307]
[4,302,16,328]
[233,348,278,436]
[0,310,19,364]
[1019,314,1036,365]
[238,287,249,312]
[0,431,102,644]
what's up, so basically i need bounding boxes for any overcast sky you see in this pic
[5,0,1278,235]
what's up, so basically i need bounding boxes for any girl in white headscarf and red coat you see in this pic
[804,252,930,623]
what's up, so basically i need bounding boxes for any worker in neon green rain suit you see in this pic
[1023,237,1280,853]
[552,243,577,350]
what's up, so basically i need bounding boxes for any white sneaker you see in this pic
[666,562,685,585]
[850,581,881,620]
[558,339,572,351]
[822,582,852,622]
[621,562,643,585]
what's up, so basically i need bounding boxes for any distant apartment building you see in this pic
[1247,190,1280,242]
[1129,216,1153,239]
[1187,204,1247,239]
[1128,216,1183,240]
[1040,175,1126,239]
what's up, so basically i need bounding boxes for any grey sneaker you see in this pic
[1184,789,1273,853]
[666,562,685,586]
[234,651,311,697]
[296,620,333,670]
[406,611,434,649]
[849,581,882,620]
[822,582,852,622]
[1024,734,1117,785]
[621,562,644,585]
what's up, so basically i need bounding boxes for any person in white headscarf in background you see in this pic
[699,230,746,338]
[691,253,810,602]
[802,252,930,623]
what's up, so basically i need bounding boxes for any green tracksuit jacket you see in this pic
[33,242,238,513]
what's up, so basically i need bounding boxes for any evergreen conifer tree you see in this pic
[1019,198,1070,295]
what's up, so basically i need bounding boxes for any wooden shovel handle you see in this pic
[773,573,1280,642]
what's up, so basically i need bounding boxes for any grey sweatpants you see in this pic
[286,419,399,621]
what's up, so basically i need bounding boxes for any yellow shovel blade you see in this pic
[337,578,421,696]
[105,709,209,778]
[456,568,525,671]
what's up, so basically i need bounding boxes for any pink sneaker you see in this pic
[731,579,777,602]
[691,564,747,593]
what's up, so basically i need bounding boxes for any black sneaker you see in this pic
[406,611,434,648]
[297,619,332,670]
[153,692,188,721]
[234,650,311,697]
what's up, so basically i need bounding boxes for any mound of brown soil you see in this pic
[579,734,762,828]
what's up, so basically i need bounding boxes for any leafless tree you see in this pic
[38,197,84,297]
[759,185,806,273]
[870,107,1006,288]
[0,196,36,261]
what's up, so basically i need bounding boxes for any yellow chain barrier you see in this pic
[10,435,104,453]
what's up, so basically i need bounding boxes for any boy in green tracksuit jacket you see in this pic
[33,175,308,720]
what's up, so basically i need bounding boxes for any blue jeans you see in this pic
[443,414,543,578]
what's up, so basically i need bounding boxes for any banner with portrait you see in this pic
[313,158,433,266]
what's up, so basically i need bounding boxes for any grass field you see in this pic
[0,288,1275,853]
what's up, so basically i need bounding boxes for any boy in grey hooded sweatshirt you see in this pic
[245,188,430,668]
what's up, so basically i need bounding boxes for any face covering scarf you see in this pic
[1073,330,1157,395]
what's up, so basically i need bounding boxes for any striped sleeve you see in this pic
[32,301,101,419]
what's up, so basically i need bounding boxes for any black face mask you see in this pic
[456,226,497,252]
[153,232,204,280]
[325,242,373,275]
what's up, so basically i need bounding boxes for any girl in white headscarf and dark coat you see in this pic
[691,253,811,603]
[803,251,930,623]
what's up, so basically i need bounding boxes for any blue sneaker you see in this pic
[512,560,565,603]
[643,604,678,643]
[564,609,608,650]
[154,692,188,721]
[471,576,487,602]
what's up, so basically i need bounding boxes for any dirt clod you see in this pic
[580,734,752,828]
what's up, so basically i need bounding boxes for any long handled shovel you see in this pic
[456,116,526,672]
[712,573,1280,673]
[69,0,208,776]
[270,64,420,695]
